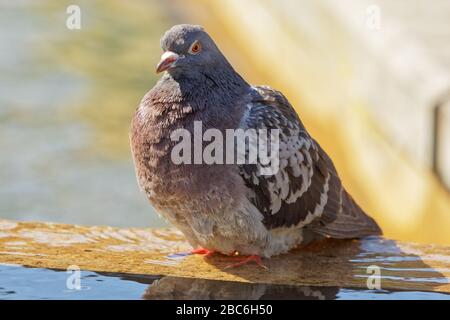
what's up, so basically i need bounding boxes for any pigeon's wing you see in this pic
[239,86,381,238]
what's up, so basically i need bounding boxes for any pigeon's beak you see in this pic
[156,51,179,73]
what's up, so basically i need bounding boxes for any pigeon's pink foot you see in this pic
[224,255,269,270]
[191,248,215,257]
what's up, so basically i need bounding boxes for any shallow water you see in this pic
[1,264,449,300]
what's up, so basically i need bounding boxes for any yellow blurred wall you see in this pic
[174,0,450,245]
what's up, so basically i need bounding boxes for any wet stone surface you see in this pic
[0,219,449,298]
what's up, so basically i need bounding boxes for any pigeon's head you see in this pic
[156,24,231,76]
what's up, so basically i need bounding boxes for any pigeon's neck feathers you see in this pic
[152,61,250,113]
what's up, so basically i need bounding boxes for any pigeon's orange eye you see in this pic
[189,41,202,54]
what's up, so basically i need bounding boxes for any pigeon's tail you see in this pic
[311,189,382,239]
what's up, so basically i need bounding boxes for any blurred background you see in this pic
[0,0,449,245]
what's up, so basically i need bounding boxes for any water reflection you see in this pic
[142,276,450,300]
[143,277,340,300]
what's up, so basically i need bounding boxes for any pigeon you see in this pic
[130,24,381,268]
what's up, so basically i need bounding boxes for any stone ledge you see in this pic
[0,219,449,293]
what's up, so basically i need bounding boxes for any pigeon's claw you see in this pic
[191,248,215,257]
[224,255,269,270]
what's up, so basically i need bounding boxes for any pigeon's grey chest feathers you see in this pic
[130,73,272,255]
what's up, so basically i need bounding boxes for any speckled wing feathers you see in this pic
[240,86,381,238]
